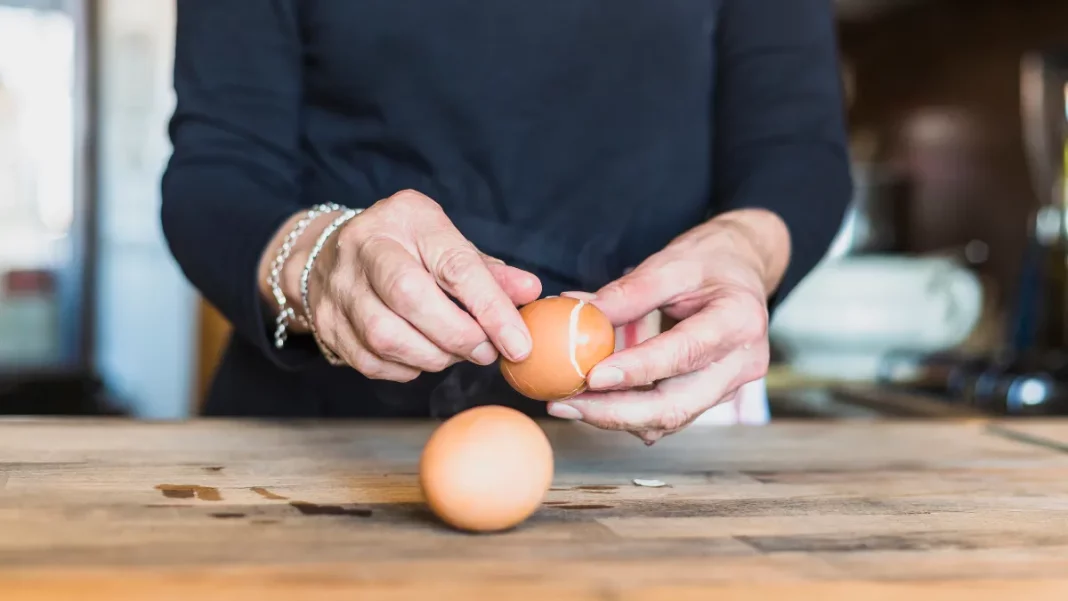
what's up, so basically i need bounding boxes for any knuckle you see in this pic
[746,346,771,380]
[362,316,403,356]
[441,327,487,355]
[729,292,769,340]
[674,335,710,373]
[363,368,390,381]
[655,404,693,433]
[338,213,377,244]
[435,246,479,290]
[658,259,700,291]
[351,353,381,379]
[595,412,628,432]
[424,353,454,373]
[602,402,644,431]
[604,277,642,301]
[324,270,356,300]
[394,370,421,383]
[384,269,425,304]
[740,309,769,342]
[609,268,669,301]
[389,189,438,212]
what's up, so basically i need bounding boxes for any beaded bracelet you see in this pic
[300,208,363,365]
[268,203,344,350]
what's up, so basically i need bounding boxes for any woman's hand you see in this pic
[262,190,542,381]
[547,209,790,443]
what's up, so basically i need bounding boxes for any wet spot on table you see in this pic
[289,501,372,518]
[559,504,613,510]
[251,487,289,500]
[210,512,246,519]
[155,484,222,501]
[202,466,225,473]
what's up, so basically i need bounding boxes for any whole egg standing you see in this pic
[419,405,554,532]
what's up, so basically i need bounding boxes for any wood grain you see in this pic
[1,418,1068,600]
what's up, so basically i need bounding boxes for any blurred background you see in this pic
[2,0,1068,420]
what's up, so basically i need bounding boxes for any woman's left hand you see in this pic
[547,209,790,444]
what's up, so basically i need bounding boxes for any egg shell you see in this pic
[419,405,554,533]
[500,296,616,401]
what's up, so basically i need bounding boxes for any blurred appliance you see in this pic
[1016,50,1068,351]
[770,256,983,381]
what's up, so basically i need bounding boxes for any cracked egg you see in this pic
[500,296,616,401]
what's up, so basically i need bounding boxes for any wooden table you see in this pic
[2,417,1068,600]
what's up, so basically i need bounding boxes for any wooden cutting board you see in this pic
[1,417,1068,600]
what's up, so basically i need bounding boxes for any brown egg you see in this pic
[500,296,616,401]
[419,405,554,533]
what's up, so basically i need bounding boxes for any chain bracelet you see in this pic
[268,203,344,350]
[301,208,362,366]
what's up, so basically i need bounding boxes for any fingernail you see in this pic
[561,291,597,300]
[588,366,624,389]
[547,403,582,420]
[471,341,498,365]
[500,325,532,361]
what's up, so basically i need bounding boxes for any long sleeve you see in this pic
[713,0,853,310]
[161,0,318,367]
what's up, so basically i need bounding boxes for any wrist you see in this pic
[706,208,791,294]
[280,214,338,305]
[257,207,344,336]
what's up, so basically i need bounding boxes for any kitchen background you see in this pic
[1,0,1066,419]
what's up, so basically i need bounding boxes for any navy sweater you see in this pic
[161,0,852,417]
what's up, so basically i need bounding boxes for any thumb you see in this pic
[581,264,675,327]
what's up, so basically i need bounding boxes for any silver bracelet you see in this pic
[301,207,363,365]
[268,203,343,350]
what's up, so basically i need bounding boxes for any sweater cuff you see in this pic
[161,170,324,372]
[724,194,849,316]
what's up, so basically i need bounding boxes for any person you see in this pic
[161,0,852,443]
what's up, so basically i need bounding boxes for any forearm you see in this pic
[161,163,300,339]
[714,0,852,306]
[164,0,313,366]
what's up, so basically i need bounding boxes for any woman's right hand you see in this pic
[264,190,541,382]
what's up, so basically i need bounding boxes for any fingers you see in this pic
[347,275,466,373]
[547,356,744,434]
[548,388,705,434]
[312,303,423,382]
[588,259,698,327]
[358,235,500,366]
[586,309,736,390]
[416,226,533,362]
